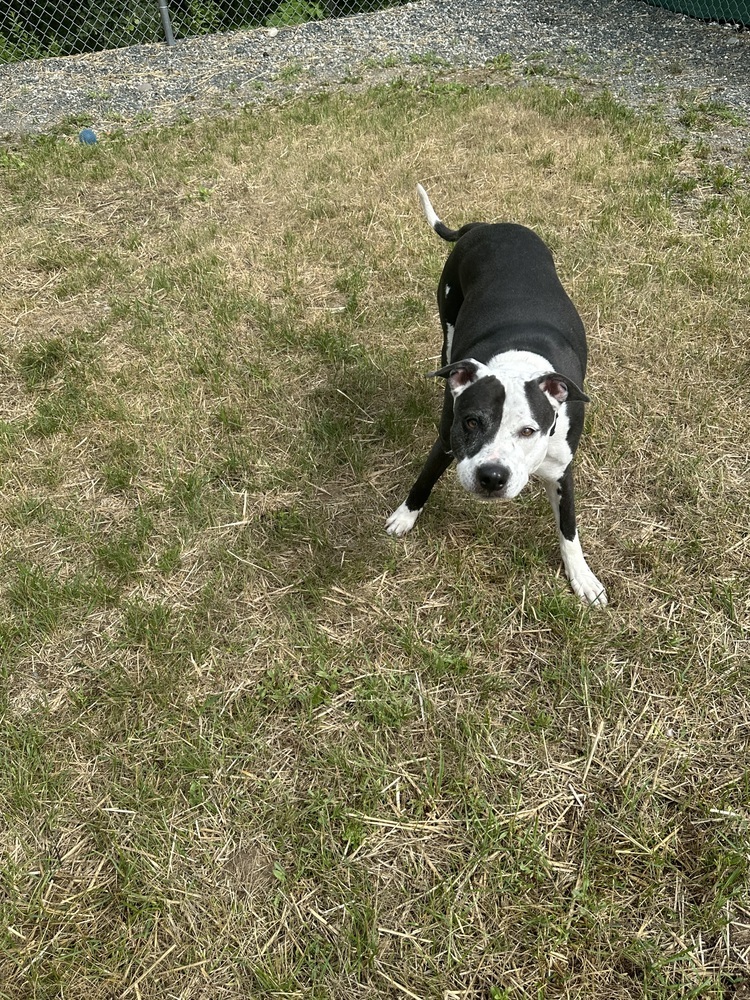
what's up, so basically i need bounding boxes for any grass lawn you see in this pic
[0,69,749,999]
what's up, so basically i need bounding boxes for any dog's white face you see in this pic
[436,352,588,500]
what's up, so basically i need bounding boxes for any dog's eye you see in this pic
[519,426,537,438]
[465,417,479,431]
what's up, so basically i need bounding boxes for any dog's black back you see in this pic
[438,223,587,384]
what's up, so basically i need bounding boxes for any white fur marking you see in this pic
[446,323,455,365]
[486,350,552,380]
[417,183,441,231]
[559,534,608,606]
[536,405,573,483]
[386,502,422,537]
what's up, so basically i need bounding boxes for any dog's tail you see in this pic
[417,183,462,242]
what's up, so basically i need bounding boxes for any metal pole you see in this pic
[157,0,176,46]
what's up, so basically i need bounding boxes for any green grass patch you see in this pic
[0,78,748,999]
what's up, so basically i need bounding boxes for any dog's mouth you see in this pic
[475,487,509,501]
[472,476,527,502]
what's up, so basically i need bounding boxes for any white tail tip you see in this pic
[416,183,440,230]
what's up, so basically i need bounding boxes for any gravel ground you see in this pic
[1,0,750,159]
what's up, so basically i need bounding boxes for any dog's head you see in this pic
[430,358,589,499]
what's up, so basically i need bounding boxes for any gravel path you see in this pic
[2,0,750,157]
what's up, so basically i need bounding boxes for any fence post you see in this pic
[157,0,176,45]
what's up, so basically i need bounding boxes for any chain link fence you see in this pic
[644,0,750,23]
[2,0,750,65]
[0,0,405,63]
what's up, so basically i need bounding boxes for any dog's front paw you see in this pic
[568,565,608,608]
[385,502,422,537]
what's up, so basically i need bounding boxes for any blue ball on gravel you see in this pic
[79,128,97,145]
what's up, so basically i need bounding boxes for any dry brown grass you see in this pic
[0,74,749,999]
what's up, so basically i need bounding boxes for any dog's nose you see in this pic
[477,464,510,493]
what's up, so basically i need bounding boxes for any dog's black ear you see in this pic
[538,372,590,404]
[427,359,486,396]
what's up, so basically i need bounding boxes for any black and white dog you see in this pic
[386,185,607,607]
